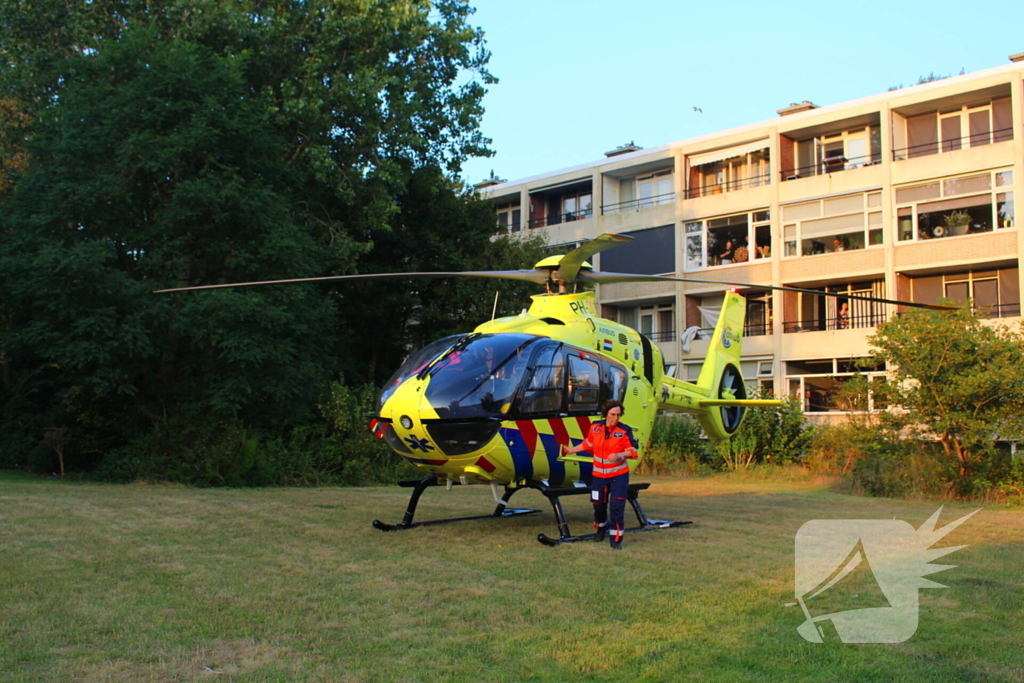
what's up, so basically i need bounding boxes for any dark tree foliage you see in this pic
[0,0,534,482]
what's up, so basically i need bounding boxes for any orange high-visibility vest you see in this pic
[583,420,639,478]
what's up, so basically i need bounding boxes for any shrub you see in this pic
[639,413,712,476]
[714,390,811,470]
[317,382,419,485]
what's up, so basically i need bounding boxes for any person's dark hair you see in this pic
[601,399,624,417]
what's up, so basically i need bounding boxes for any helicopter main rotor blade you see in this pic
[154,270,548,294]
[578,270,958,311]
[557,233,634,284]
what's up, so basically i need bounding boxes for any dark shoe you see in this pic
[610,541,622,550]
[594,526,607,542]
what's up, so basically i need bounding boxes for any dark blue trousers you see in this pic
[591,473,629,543]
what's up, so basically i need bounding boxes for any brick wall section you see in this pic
[894,231,1016,269]
[781,249,886,283]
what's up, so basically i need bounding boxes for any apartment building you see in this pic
[478,56,1024,421]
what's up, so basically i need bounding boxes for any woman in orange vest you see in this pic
[561,399,638,549]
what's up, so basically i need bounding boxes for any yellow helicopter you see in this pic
[159,233,951,545]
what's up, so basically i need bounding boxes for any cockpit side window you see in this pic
[568,355,600,411]
[519,345,565,415]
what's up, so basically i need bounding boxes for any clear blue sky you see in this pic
[459,0,1024,186]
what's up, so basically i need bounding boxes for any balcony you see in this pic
[781,151,882,181]
[783,311,884,333]
[601,192,675,215]
[527,179,593,230]
[695,321,774,338]
[527,208,593,229]
[641,329,676,343]
[684,173,770,199]
[893,127,1014,161]
[979,302,1021,318]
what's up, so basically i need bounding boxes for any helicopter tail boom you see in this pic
[654,290,775,439]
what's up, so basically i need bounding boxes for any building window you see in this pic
[896,170,1014,242]
[684,210,770,270]
[686,148,770,198]
[683,290,771,338]
[617,303,675,343]
[637,170,674,209]
[560,192,593,222]
[602,168,674,214]
[784,126,882,179]
[744,291,773,337]
[528,180,593,228]
[781,192,882,257]
[785,358,887,413]
[496,204,521,232]
[907,267,1020,318]
[896,97,1013,160]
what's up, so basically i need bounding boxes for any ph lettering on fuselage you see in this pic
[569,301,590,316]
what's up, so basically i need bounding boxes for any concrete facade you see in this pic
[479,58,1024,417]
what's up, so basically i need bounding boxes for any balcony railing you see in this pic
[784,312,885,333]
[527,209,593,229]
[892,127,1014,161]
[976,302,1020,318]
[895,302,1020,318]
[601,193,675,215]
[696,322,773,338]
[684,174,770,199]
[641,330,676,343]
[780,152,881,181]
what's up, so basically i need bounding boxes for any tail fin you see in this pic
[658,291,777,440]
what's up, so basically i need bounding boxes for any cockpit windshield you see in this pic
[376,334,467,411]
[425,334,540,419]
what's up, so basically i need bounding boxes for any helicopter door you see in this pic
[518,344,565,416]
[567,355,600,412]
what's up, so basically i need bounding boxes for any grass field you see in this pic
[1,471,1022,682]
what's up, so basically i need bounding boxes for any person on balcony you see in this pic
[719,240,735,264]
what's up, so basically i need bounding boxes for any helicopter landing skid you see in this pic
[371,476,540,532]
[534,482,691,546]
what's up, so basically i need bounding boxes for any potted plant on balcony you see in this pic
[942,210,971,237]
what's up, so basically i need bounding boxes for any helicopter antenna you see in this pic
[491,290,500,321]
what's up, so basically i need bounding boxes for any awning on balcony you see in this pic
[688,140,769,167]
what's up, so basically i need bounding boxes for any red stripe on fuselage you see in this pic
[475,456,496,473]
[575,416,594,438]
[516,420,539,458]
[548,418,570,446]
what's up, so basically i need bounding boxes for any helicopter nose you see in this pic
[379,388,446,460]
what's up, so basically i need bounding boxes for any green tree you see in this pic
[0,1,509,479]
[866,306,1024,495]
[337,165,548,383]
